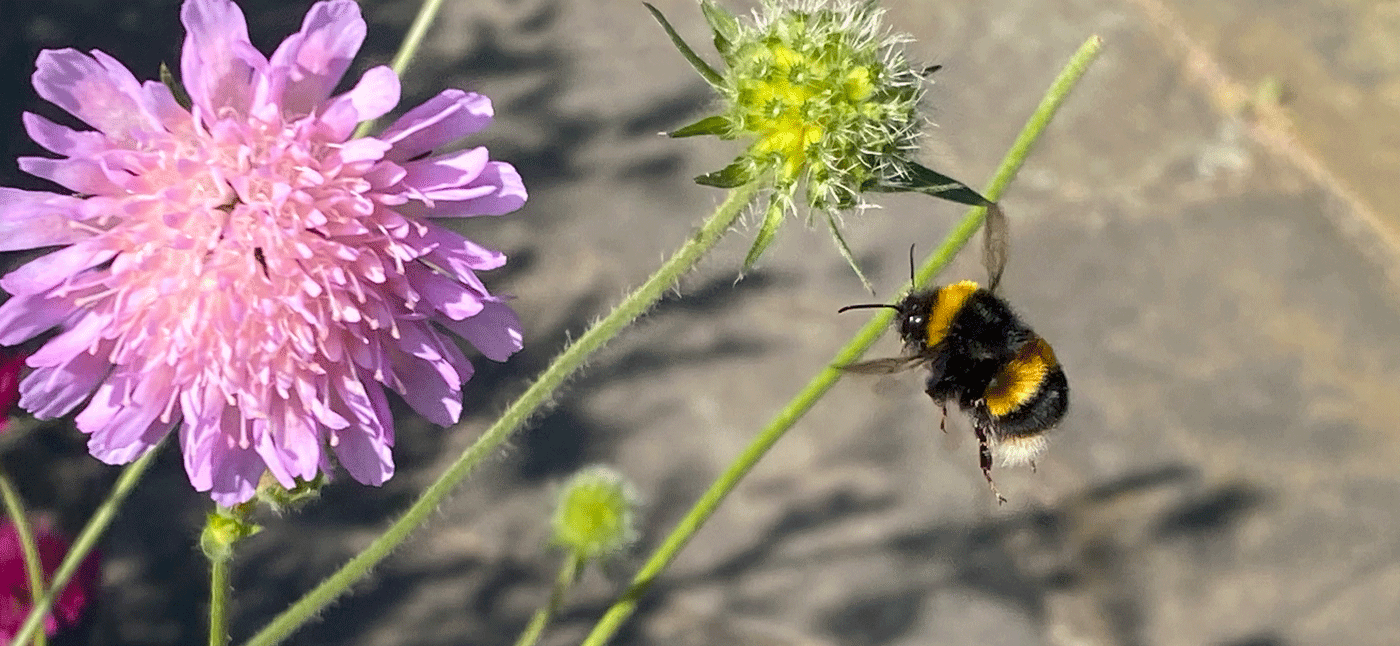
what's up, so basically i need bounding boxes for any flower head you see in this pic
[0,350,24,434]
[0,519,102,641]
[551,466,637,561]
[652,0,995,283]
[0,0,527,504]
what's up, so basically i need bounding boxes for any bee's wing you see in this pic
[839,355,926,374]
[982,202,1009,293]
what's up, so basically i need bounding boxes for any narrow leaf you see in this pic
[160,62,192,111]
[645,3,724,86]
[695,159,754,188]
[669,115,732,138]
[825,213,874,293]
[870,162,993,207]
[744,201,786,269]
[700,0,741,60]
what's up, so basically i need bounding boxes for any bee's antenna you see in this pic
[908,243,917,285]
[837,303,901,314]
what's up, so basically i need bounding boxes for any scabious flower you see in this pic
[0,0,526,504]
[0,350,23,434]
[651,0,994,282]
[0,519,102,642]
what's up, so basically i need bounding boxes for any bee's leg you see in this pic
[1029,460,1038,474]
[972,419,1006,505]
[939,401,949,434]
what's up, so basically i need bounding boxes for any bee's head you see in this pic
[894,290,938,349]
[836,289,939,349]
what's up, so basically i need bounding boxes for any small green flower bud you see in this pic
[551,466,637,561]
[201,505,261,563]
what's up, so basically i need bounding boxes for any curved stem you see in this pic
[11,440,164,645]
[0,473,46,646]
[239,180,761,646]
[512,552,586,646]
[577,34,1104,646]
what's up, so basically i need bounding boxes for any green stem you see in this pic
[209,554,231,646]
[351,0,447,139]
[512,552,586,646]
[577,34,1104,646]
[239,180,761,646]
[0,472,46,646]
[11,441,164,645]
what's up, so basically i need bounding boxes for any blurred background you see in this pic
[2,0,1399,644]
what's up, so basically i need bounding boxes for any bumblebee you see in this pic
[840,205,1068,503]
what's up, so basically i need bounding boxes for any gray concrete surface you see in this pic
[2,0,1399,645]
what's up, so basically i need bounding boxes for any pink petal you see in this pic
[267,0,367,117]
[318,66,400,134]
[31,49,154,139]
[0,244,115,296]
[418,224,507,274]
[332,381,394,486]
[380,90,493,162]
[76,374,172,464]
[16,155,125,196]
[22,113,107,159]
[425,161,527,217]
[19,349,110,419]
[0,187,89,251]
[438,301,522,362]
[180,0,262,117]
[0,292,73,346]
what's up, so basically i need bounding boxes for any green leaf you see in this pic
[744,201,786,269]
[644,3,724,86]
[870,162,993,207]
[669,115,731,138]
[695,159,754,188]
[160,62,193,111]
[825,212,874,293]
[700,0,740,60]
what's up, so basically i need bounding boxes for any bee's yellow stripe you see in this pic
[924,280,979,348]
[985,337,1059,417]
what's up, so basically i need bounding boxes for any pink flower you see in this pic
[0,519,102,642]
[0,350,23,434]
[0,0,526,504]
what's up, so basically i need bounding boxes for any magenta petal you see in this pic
[424,161,527,217]
[1,244,115,295]
[320,65,400,128]
[17,156,125,196]
[333,383,394,486]
[269,0,366,116]
[19,349,110,419]
[31,49,151,138]
[0,293,73,346]
[380,90,494,162]
[180,0,260,117]
[206,448,266,506]
[76,375,172,464]
[438,301,522,362]
[22,113,107,159]
[0,187,89,251]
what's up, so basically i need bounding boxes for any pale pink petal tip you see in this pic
[0,0,527,505]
